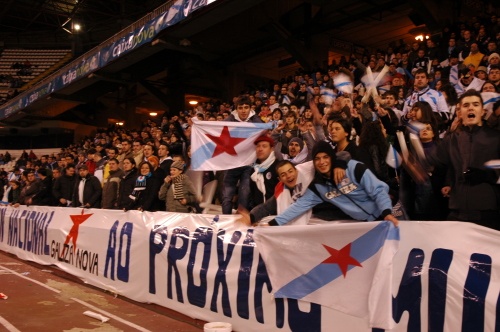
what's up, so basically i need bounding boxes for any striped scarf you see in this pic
[172,174,186,200]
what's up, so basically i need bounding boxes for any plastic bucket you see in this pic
[203,322,232,332]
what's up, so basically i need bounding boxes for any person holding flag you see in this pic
[221,95,265,214]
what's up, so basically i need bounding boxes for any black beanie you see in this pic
[312,141,335,160]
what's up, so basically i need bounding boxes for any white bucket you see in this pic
[203,322,232,332]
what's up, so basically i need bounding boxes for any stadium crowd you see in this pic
[1,13,500,229]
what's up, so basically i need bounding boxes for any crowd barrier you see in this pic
[0,205,498,331]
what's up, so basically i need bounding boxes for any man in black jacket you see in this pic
[52,164,76,206]
[73,164,102,208]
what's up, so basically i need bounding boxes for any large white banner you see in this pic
[0,206,499,331]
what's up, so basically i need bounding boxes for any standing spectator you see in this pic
[425,90,500,229]
[158,161,197,212]
[124,161,159,211]
[221,95,263,214]
[102,158,123,209]
[117,158,137,210]
[16,171,42,206]
[52,164,77,207]
[72,165,102,208]
[32,168,54,206]
[132,140,144,166]
[402,69,450,122]
[249,135,281,210]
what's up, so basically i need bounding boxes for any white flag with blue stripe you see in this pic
[481,91,500,120]
[254,221,399,329]
[334,72,353,94]
[190,118,273,170]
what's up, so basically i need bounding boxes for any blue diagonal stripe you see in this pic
[274,222,395,299]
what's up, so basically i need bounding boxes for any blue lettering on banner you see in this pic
[254,253,274,324]
[237,229,255,319]
[168,227,190,302]
[0,208,7,242]
[393,248,424,332]
[6,209,53,255]
[187,226,213,308]
[462,253,491,331]
[210,229,242,317]
[428,249,453,331]
[104,220,133,282]
[149,228,167,294]
[287,299,321,332]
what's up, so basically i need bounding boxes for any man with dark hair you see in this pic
[158,143,173,175]
[52,163,76,207]
[32,168,54,206]
[16,171,43,206]
[102,158,123,209]
[402,68,449,121]
[425,89,500,229]
[221,95,263,214]
[72,165,102,208]
[118,139,133,165]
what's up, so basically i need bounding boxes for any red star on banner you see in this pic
[206,126,246,157]
[64,209,93,251]
[322,243,362,277]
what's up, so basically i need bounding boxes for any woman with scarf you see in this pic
[158,160,197,212]
[125,161,160,212]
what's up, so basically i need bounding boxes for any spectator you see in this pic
[52,164,77,207]
[266,141,398,226]
[102,158,123,209]
[158,160,198,212]
[72,165,102,208]
[124,161,159,211]
[117,158,138,210]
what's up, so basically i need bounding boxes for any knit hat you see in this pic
[489,53,500,60]
[476,66,488,73]
[171,161,184,170]
[312,141,335,160]
[288,137,304,151]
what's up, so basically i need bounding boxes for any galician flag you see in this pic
[254,221,399,329]
[190,118,273,170]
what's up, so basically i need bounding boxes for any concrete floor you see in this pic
[0,251,205,332]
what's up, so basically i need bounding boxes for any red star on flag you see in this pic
[322,243,362,277]
[206,126,246,157]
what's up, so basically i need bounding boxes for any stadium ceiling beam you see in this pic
[137,80,171,109]
[407,0,441,34]
[150,38,219,62]
[265,21,314,71]
[308,0,406,34]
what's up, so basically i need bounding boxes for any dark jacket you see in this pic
[427,125,500,213]
[52,174,76,206]
[124,174,161,211]
[249,158,280,209]
[32,176,54,206]
[72,174,102,208]
[117,169,137,210]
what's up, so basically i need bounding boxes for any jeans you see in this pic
[221,166,252,214]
